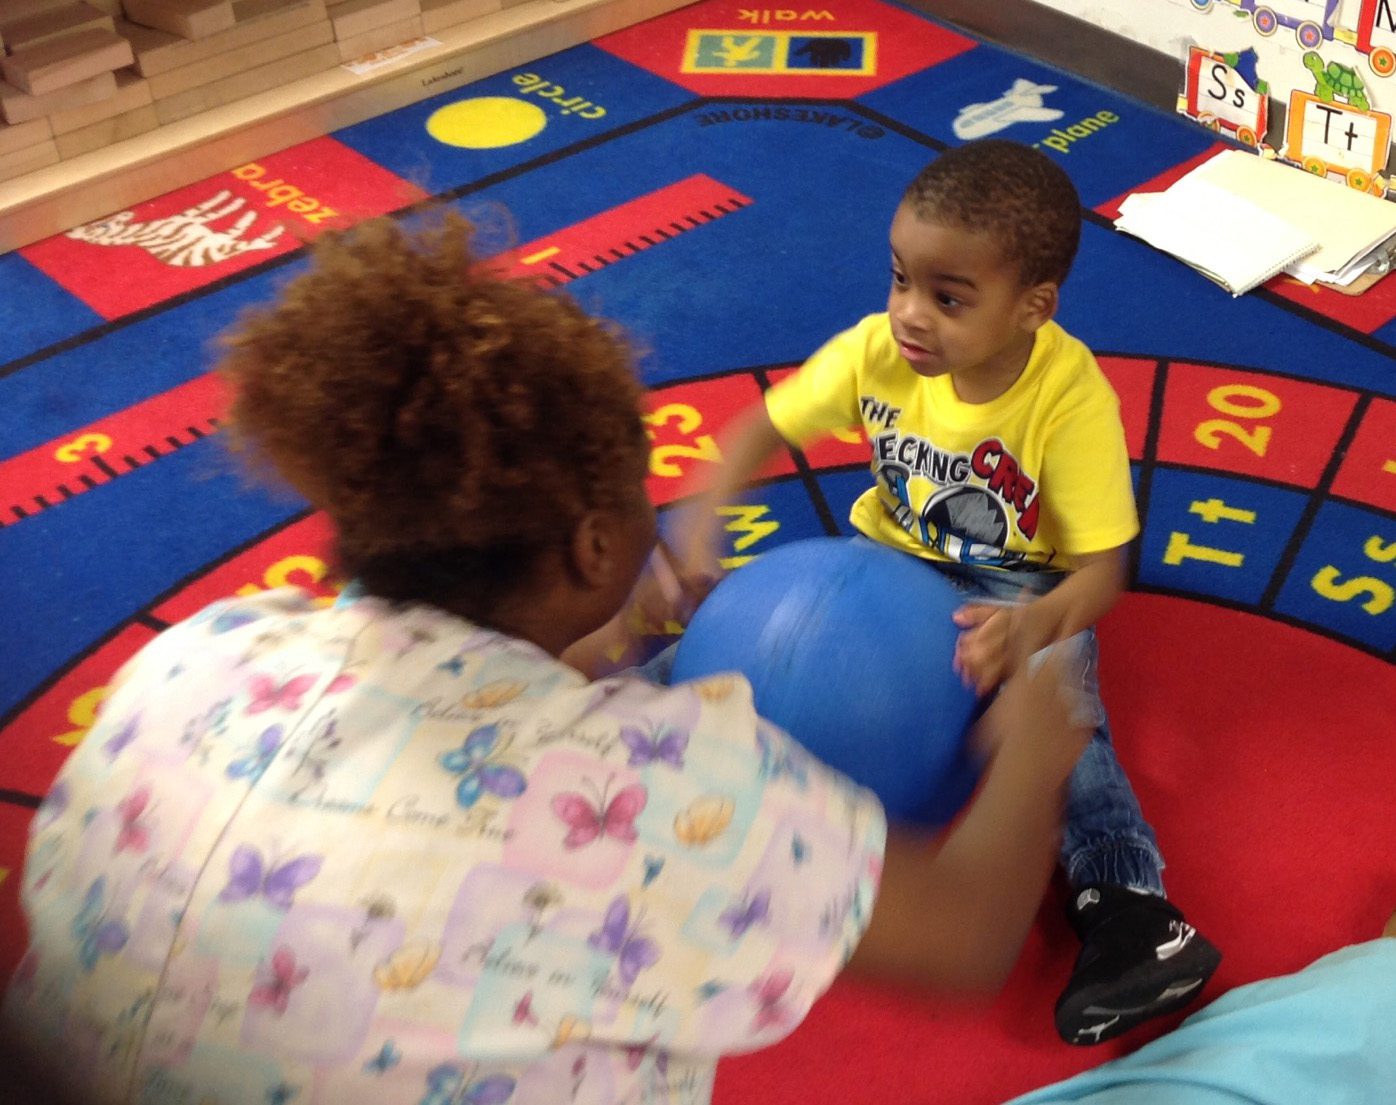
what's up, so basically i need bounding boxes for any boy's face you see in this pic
[887,204,1055,397]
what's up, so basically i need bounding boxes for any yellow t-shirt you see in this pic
[765,314,1138,571]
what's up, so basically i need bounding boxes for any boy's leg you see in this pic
[926,558,1221,1043]
[1056,631,1165,895]
[1052,629,1220,1046]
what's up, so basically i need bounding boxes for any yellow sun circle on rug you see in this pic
[426,97,547,148]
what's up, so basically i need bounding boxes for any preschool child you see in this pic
[675,139,1221,1045]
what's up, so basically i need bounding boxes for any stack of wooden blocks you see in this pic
[0,1,135,180]
[0,0,513,185]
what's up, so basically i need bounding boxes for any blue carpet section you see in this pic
[0,263,300,459]
[1136,468,1310,605]
[0,253,103,367]
[1,263,297,457]
[462,99,924,384]
[334,45,695,197]
[858,47,1217,207]
[658,474,835,550]
[0,442,303,711]
[814,469,877,532]
[1371,314,1396,347]
[1273,499,1396,653]
[0,260,307,454]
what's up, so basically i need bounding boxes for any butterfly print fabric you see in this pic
[5,588,884,1105]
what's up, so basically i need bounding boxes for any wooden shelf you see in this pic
[0,0,694,255]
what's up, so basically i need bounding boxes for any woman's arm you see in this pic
[845,658,1090,992]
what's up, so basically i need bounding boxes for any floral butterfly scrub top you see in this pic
[4,588,886,1105]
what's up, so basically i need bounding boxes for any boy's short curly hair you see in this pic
[218,213,650,611]
[901,139,1082,288]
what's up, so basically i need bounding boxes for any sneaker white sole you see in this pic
[1072,976,1206,1043]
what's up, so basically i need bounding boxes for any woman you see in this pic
[3,215,1087,1105]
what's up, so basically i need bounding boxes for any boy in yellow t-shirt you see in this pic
[675,140,1219,1045]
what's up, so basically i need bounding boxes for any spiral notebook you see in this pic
[1113,174,1319,296]
[1195,149,1396,281]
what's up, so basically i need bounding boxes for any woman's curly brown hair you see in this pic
[219,213,650,611]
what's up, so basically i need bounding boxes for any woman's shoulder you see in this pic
[176,587,324,642]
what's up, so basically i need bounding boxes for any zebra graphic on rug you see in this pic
[65,191,286,267]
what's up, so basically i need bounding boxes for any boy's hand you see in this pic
[652,536,717,625]
[670,547,723,612]
[952,546,1128,697]
[665,509,726,610]
[952,603,1026,695]
[561,540,703,679]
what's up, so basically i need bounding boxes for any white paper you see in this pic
[1114,177,1318,296]
[1190,150,1396,277]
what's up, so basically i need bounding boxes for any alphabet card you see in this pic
[1181,46,1269,148]
[1283,89,1392,194]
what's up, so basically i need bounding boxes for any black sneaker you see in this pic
[1055,884,1221,1046]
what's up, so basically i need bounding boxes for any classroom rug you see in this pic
[1,1,1394,1101]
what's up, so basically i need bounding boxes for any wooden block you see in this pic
[0,0,697,253]
[148,18,333,97]
[154,40,338,123]
[335,13,422,61]
[0,136,60,182]
[122,0,326,77]
[48,67,151,133]
[122,0,235,39]
[0,69,116,124]
[0,3,77,34]
[327,0,419,41]
[55,99,158,156]
[0,115,54,157]
[419,0,498,34]
[1,29,134,97]
[3,4,116,52]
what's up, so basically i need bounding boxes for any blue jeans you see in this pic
[930,559,1166,895]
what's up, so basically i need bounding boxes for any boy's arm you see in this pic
[1017,543,1128,652]
[953,544,1128,694]
[673,320,869,588]
[672,401,789,589]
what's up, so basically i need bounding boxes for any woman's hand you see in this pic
[979,650,1091,788]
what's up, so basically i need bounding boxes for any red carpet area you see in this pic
[1,1,1394,1101]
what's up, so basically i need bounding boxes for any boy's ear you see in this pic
[1018,283,1059,330]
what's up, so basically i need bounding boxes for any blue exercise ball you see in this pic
[671,537,982,825]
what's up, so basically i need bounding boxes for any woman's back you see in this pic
[6,586,883,1105]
